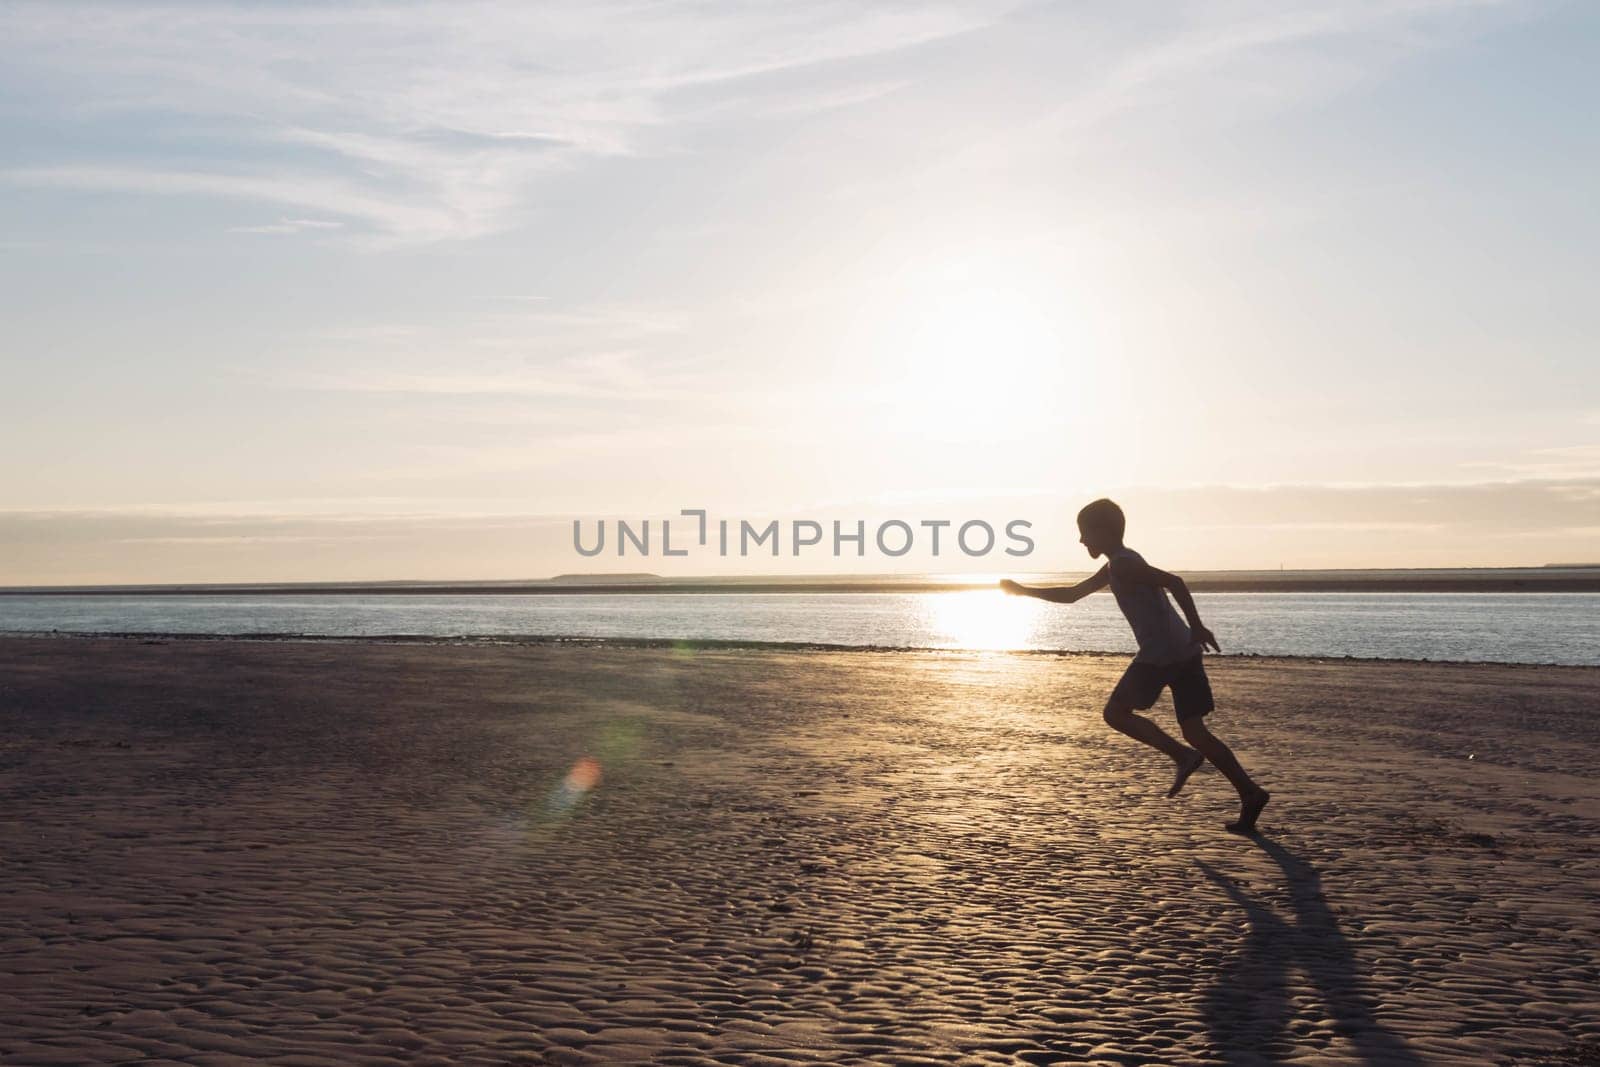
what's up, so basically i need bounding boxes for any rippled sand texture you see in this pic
[2,636,1597,1066]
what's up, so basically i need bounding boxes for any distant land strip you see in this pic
[5,573,1600,595]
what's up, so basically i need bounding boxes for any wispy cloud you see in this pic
[257,301,701,399]
[1058,0,1514,130]
[858,0,1519,196]
[1119,477,1600,534]
[4,165,456,239]
[281,367,667,401]
[228,216,345,236]
[1461,444,1600,480]
[0,0,1524,246]
[0,1,1014,242]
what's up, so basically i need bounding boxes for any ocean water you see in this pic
[1,591,1596,666]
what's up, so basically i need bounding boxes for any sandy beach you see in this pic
[1,636,1596,1066]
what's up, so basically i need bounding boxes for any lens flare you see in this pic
[547,755,602,815]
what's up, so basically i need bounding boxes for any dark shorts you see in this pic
[1109,654,1214,722]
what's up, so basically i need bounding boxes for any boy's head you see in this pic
[1076,498,1125,558]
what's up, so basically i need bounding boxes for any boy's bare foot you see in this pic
[1225,787,1270,834]
[1167,749,1205,798]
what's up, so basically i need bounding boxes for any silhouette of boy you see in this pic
[1002,498,1270,833]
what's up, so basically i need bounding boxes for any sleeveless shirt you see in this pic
[1108,546,1200,665]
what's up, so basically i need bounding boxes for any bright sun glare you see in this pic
[871,258,1077,438]
[926,589,1043,650]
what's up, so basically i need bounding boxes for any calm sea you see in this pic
[1,591,1596,666]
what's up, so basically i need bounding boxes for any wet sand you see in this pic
[1,636,1596,1065]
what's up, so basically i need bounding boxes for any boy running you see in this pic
[1001,498,1270,834]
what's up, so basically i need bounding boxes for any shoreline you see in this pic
[3,627,1597,671]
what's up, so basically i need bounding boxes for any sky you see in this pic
[2,0,1598,583]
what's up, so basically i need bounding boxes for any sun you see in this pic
[865,259,1075,439]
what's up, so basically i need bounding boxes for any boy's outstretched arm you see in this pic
[1107,556,1221,652]
[999,565,1109,604]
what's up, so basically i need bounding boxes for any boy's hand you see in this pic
[1193,624,1221,653]
[999,579,1025,596]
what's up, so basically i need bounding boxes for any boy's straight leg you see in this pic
[1181,716,1270,832]
[1179,717,1256,797]
[1104,702,1205,798]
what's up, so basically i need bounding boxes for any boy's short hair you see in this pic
[1077,498,1126,539]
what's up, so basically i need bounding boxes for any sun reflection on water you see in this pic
[924,589,1044,650]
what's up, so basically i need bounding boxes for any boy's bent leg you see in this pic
[1103,701,1201,795]
[1166,746,1205,799]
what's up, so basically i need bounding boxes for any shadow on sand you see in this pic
[1195,836,1423,1066]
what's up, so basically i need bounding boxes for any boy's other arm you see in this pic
[1106,556,1221,652]
[999,566,1109,604]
